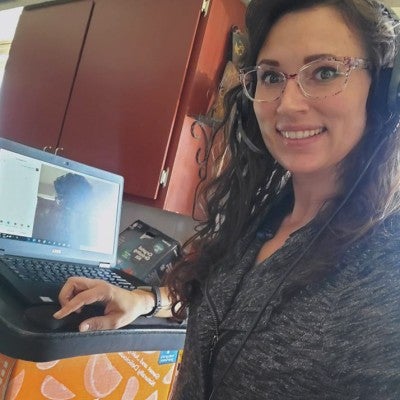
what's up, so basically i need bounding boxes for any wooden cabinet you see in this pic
[0,0,245,215]
[0,0,94,150]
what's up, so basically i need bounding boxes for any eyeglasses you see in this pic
[239,56,370,102]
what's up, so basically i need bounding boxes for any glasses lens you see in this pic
[242,67,285,102]
[299,59,350,98]
[242,70,257,101]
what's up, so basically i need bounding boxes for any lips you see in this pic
[278,127,326,139]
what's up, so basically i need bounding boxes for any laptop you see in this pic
[0,137,142,305]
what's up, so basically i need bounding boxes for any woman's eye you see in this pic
[258,70,283,85]
[313,67,338,81]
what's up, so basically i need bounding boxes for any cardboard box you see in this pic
[116,220,180,286]
[0,350,182,400]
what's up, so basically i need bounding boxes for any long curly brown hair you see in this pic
[165,0,400,320]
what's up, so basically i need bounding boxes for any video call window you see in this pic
[0,148,119,255]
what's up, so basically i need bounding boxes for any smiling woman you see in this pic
[48,0,400,398]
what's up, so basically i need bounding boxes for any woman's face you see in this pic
[253,6,371,179]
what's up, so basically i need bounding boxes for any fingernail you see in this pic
[80,323,89,332]
[53,311,61,318]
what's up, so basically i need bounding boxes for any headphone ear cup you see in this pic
[235,89,264,154]
[387,49,400,112]
[238,89,250,123]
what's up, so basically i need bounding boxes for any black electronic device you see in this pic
[381,4,400,112]
[388,44,400,111]
[0,137,146,306]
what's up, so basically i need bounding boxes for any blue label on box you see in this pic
[158,350,179,364]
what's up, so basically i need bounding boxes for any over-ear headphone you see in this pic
[387,38,400,112]
[235,89,265,153]
[380,3,400,112]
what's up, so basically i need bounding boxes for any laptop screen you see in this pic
[0,140,123,262]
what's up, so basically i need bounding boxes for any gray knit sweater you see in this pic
[173,216,400,400]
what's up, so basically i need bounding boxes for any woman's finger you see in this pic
[55,279,112,318]
[58,276,96,305]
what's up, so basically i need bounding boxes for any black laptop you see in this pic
[0,137,141,305]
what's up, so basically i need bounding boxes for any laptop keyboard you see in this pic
[3,256,136,290]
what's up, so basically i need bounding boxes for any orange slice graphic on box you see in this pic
[36,360,60,370]
[121,376,139,400]
[162,364,175,385]
[6,369,25,400]
[41,375,75,400]
[84,354,122,398]
[145,390,158,400]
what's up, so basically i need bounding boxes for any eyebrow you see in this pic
[257,53,337,67]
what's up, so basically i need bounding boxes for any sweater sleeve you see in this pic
[323,241,400,399]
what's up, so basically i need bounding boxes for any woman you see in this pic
[55,0,400,398]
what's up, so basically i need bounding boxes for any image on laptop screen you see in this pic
[0,147,120,256]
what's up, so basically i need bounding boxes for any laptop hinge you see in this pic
[99,263,111,268]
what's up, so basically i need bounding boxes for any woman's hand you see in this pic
[53,277,155,332]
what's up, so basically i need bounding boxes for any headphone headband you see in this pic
[380,3,400,111]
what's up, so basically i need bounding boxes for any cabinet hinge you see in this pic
[201,0,211,16]
[159,168,170,188]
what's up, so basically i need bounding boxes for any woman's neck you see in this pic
[286,171,338,229]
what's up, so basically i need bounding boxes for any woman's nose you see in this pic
[276,79,309,114]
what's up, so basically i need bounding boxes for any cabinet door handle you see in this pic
[159,168,170,187]
[54,147,64,155]
[43,146,53,152]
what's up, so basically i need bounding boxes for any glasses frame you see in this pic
[239,56,371,103]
